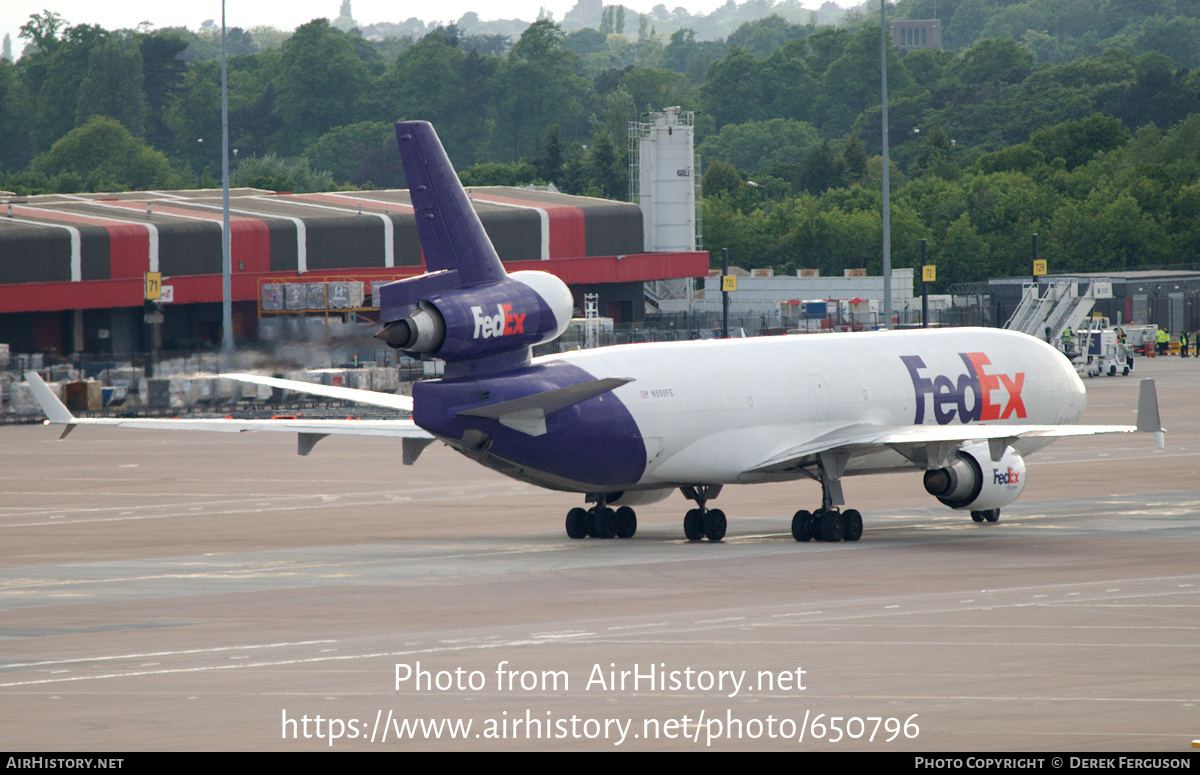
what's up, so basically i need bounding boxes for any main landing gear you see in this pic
[790,508,863,542]
[970,509,1001,523]
[680,485,726,542]
[565,496,637,539]
[791,452,863,543]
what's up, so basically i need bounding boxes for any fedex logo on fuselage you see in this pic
[472,304,525,339]
[901,352,1027,425]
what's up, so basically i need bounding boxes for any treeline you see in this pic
[0,1,1198,286]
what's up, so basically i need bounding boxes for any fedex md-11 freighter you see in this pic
[26,121,1164,544]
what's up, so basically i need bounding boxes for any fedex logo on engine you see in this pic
[472,304,525,339]
[901,352,1027,425]
[994,467,1020,485]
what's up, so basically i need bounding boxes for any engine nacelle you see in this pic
[377,270,573,363]
[923,442,1026,511]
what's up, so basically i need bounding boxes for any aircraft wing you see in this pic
[748,421,1137,474]
[749,378,1162,475]
[23,372,436,461]
[221,372,414,412]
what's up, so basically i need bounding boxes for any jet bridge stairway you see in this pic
[1004,279,1110,353]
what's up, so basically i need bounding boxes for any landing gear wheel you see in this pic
[842,509,863,542]
[565,507,589,539]
[594,507,617,539]
[819,511,844,542]
[703,509,726,542]
[615,506,637,539]
[984,509,1000,523]
[683,509,704,541]
[971,511,985,523]
[791,509,813,542]
[808,510,825,541]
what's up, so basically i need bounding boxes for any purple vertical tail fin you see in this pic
[394,121,506,286]
[378,122,574,378]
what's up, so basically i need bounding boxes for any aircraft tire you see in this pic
[842,509,863,542]
[594,507,618,539]
[565,508,589,539]
[791,510,813,542]
[808,511,825,541]
[615,506,637,539]
[683,509,704,541]
[704,509,726,542]
[819,511,844,542]
[971,511,986,523]
[984,509,1001,523]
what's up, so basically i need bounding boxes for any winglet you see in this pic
[1136,378,1165,449]
[24,371,77,438]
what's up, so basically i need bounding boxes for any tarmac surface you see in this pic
[1,354,1197,751]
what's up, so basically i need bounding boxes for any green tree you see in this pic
[304,121,402,188]
[237,153,334,193]
[0,58,29,171]
[913,125,957,179]
[21,22,111,153]
[458,160,538,187]
[27,115,179,191]
[816,26,914,136]
[701,159,744,198]
[530,124,564,184]
[618,67,694,115]
[382,31,471,160]
[798,141,845,195]
[137,30,189,152]
[841,134,868,179]
[701,46,766,127]
[589,127,625,199]
[958,38,1035,87]
[275,19,369,155]
[493,21,588,160]
[1029,114,1130,171]
[698,118,820,173]
[944,0,987,50]
[76,38,148,138]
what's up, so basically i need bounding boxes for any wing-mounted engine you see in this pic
[922,442,1026,511]
[377,121,574,378]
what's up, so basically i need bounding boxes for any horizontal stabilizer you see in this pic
[458,377,635,436]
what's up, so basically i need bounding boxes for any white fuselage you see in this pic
[543,327,1085,490]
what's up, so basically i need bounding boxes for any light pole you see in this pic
[220,0,233,366]
[880,0,892,329]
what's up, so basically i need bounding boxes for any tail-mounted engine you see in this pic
[376,270,573,365]
[923,442,1026,511]
[376,121,575,378]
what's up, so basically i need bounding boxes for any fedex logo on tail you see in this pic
[472,304,526,339]
[901,352,1026,425]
